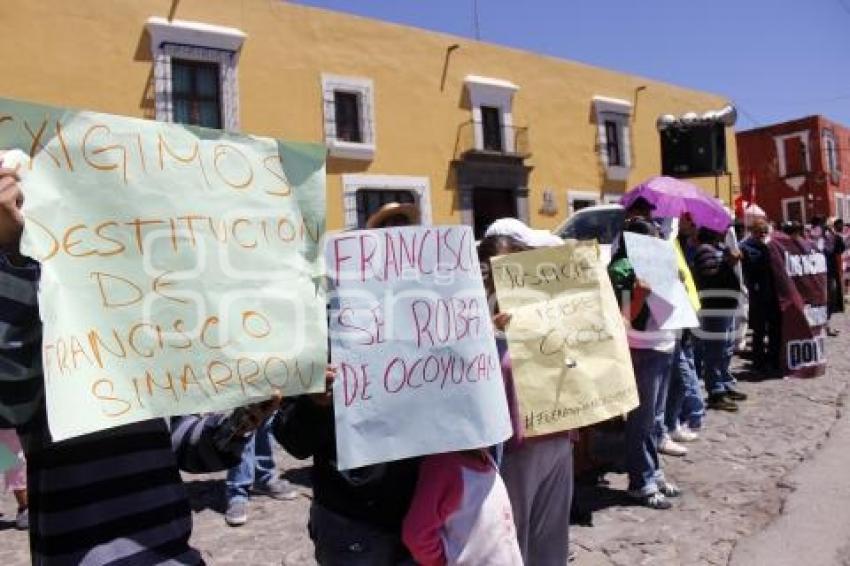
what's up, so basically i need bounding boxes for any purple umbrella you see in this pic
[620,176,731,233]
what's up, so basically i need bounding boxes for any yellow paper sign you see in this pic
[674,239,702,311]
[491,242,638,436]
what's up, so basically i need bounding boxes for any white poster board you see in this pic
[327,225,512,470]
[624,232,699,330]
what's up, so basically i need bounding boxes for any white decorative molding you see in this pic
[146,17,246,51]
[592,96,633,180]
[146,17,245,131]
[773,130,811,178]
[602,192,623,204]
[322,74,376,161]
[464,75,519,152]
[567,189,601,213]
[341,174,432,229]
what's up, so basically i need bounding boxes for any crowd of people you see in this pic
[0,158,847,565]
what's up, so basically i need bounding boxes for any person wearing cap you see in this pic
[275,202,422,565]
[608,216,682,510]
[477,220,575,564]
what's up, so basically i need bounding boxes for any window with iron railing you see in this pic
[171,59,223,129]
[334,91,362,143]
[604,120,623,166]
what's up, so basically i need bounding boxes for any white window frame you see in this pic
[567,190,601,214]
[464,75,519,153]
[602,193,622,205]
[835,192,848,220]
[782,196,806,224]
[824,130,840,181]
[341,174,432,230]
[322,74,376,161]
[592,96,633,181]
[146,17,245,131]
[773,131,811,177]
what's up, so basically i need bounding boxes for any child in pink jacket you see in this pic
[402,449,523,566]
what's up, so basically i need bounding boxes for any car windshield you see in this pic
[555,208,625,245]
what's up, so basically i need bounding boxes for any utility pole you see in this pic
[473,0,481,40]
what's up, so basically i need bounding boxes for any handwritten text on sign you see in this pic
[328,225,512,470]
[0,97,328,441]
[492,242,638,436]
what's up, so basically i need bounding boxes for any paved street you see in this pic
[2,314,849,565]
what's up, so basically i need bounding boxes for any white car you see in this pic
[552,204,625,263]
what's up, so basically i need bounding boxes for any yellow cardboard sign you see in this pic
[491,242,638,436]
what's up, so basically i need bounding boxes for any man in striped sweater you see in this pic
[0,164,277,563]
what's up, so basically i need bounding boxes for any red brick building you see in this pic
[737,116,850,224]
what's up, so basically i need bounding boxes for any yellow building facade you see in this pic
[2,0,739,233]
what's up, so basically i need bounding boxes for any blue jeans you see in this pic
[696,313,735,395]
[225,417,277,503]
[665,332,706,431]
[627,348,674,495]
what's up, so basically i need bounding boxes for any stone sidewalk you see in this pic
[1,314,848,565]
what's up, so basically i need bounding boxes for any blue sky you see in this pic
[292,0,850,130]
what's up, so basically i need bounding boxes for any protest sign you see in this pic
[491,242,638,437]
[624,232,699,330]
[0,97,328,440]
[767,232,828,378]
[327,225,512,470]
[675,239,702,311]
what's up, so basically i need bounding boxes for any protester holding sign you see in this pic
[479,229,578,565]
[274,206,430,566]
[0,164,282,565]
[608,218,681,510]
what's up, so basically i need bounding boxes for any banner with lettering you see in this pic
[327,225,512,470]
[491,242,638,437]
[0,97,327,440]
[767,232,828,378]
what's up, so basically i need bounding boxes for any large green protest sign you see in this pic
[0,97,327,441]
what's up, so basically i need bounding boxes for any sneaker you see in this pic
[657,480,682,498]
[628,491,672,510]
[224,500,248,527]
[252,479,298,501]
[707,393,739,412]
[725,389,748,401]
[15,508,28,530]
[659,436,688,457]
[670,425,699,443]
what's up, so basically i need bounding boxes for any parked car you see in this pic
[553,204,625,262]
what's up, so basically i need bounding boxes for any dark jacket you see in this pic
[692,243,742,311]
[740,236,777,307]
[273,396,420,533]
